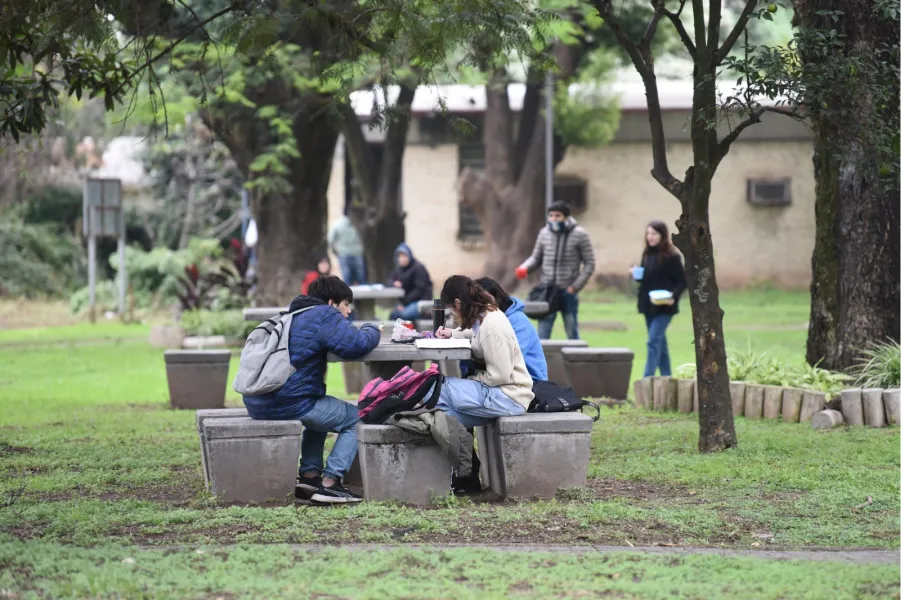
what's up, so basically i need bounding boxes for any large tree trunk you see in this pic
[798,1,901,371]
[343,84,416,283]
[205,94,339,305]
[460,44,581,290]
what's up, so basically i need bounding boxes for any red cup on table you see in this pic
[403,321,415,330]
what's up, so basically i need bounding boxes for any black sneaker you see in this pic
[311,482,363,505]
[295,475,321,500]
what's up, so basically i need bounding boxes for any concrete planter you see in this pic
[164,350,231,410]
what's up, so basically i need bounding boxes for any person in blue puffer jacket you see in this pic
[469,277,548,382]
[243,276,379,505]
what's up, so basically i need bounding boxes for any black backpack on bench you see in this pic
[528,380,601,421]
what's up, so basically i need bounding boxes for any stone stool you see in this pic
[203,417,302,503]
[164,349,232,409]
[561,347,635,400]
[196,408,249,488]
[357,423,452,504]
[540,340,589,386]
[479,413,593,498]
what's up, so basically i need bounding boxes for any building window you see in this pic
[457,143,590,237]
[747,178,791,206]
[458,143,486,238]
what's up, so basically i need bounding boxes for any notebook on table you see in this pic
[414,338,471,350]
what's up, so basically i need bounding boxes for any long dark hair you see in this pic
[643,220,675,259]
[440,275,497,329]
[476,277,512,312]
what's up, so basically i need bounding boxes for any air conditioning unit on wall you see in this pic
[747,178,792,206]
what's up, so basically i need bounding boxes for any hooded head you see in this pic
[394,243,415,268]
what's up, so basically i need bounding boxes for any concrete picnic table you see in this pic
[416,300,549,319]
[328,340,471,381]
[242,285,405,322]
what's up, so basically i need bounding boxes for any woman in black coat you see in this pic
[631,221,687,377]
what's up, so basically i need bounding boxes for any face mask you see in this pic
[548,220,565,233]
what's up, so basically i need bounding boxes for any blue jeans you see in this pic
[389,301,421,321]
[538,291,579,340]
[643,314,674,377]
[435,377,525,429]
[339,255,367,285]
[298,396,359,481]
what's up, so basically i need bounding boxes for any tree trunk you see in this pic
[344,85,416,284]
[798,0,901,371]
[674,202,737,451]
[204,95,339,305]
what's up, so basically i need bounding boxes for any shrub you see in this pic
[180,310,254,339]
[0,221,84,298]
[854,340,901,389]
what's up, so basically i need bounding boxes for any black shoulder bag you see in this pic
[528,380,601,421]
[528,229,570,319]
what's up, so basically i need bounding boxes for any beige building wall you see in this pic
[328,125,815,289]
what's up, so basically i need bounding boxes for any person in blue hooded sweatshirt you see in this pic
[471,277,548,382]
[388,243,433,321]
[242,276,380,506]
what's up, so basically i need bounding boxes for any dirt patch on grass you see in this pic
[38,466,202,506]
[0,442,33,455]
[587,478,690,502]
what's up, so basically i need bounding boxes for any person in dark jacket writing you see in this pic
[632,220,687,378]
[388,243,433,321]
[242,276,380,505]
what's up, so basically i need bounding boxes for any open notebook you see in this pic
[414,338,471,350]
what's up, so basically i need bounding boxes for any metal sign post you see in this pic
[83,178,125,323]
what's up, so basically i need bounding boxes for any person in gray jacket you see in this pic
[515,201,596,340]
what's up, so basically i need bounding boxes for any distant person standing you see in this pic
[328,215,366,285]
[388,243,433,321]
[515,201,596,340]
[632,220,686,377]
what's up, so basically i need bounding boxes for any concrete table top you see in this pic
[242,287,404,322]
[328,340,471,363]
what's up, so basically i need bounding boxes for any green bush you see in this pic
[20,186,82,231]
[69,281,154,315]
[854,340,901,389]
[0,221,85,298]
[675,345,852,397]
[180,310,254,339]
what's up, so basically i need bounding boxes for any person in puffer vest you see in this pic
[242,276,379,505]
[515,201,596,340]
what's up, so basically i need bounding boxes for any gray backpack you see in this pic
[232,306,315,396]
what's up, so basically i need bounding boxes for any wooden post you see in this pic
[729,382,746,417]
[883,389,900,426]
[781,389,804,423]
[862,389,886,428]
[676,379,694,414]
[811,409,844,430]
[840,389,864,426]
[800,391,827,423]
[762,385,783,420]
[744,384,765,420]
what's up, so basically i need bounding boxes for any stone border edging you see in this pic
[633,376,900,428]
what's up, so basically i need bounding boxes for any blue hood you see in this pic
[394,243,414,264]
[505,296,526,317]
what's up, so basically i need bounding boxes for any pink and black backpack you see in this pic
[357,364,444,424]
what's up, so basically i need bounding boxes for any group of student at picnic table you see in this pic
[242,201,687,505]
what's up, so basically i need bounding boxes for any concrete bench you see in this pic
[196,408,250,488]
[164,350,231,410]
[203,417,302,503]
[540,340,589,386]
[561,347,635,400]
[476,413,592,499]
[357,423,452,505]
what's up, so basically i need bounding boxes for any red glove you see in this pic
[515,267,528,281]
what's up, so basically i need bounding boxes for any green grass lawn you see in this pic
[0,290,898,598]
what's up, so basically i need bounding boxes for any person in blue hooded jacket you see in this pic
[243,276,380,505]
[471,277,548,382]
[388,243,433,321]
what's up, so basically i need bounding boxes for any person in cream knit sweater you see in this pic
[434,276,534,428]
